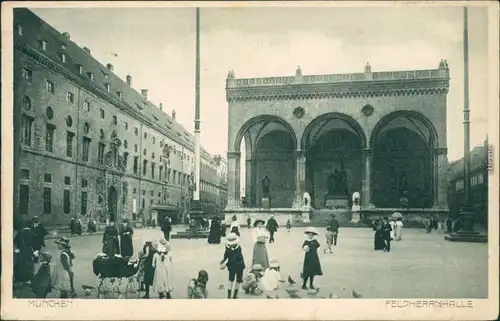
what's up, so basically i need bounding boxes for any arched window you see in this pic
[23,96,31,111]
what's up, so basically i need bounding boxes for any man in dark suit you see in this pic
[266,215,279,243]
[161,216,172,241]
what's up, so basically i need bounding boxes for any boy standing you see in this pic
[324,227,334,254]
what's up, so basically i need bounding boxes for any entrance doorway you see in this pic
[108,186,118,222]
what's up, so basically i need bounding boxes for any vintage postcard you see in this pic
[1,1,498,320]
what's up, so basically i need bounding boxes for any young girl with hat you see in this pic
[252,218,270,269]
[301,227,323,290]
[51,237,76,298]
[260,259,284,292]
[241,264,264,295]
[220,233,245,299]
[152,239,173,299]
[31,252,52,298]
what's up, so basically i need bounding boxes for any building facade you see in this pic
[13,9,226,227]
[225,63,450,213]
[448,140,489,226]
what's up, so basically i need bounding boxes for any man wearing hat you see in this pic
[31,216,48,252]
[220,233,245,299]
[266,215,279,243]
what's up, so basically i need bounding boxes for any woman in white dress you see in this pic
[230,215,240,237]
[152,239,173,299]
[389,219,396,240]
[252,219,270,269]
[394,219,403,241]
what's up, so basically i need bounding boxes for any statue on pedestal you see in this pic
[351,191,361,223]
[303,192,312,209]
[261,176,271,197]
[327,168,347,196]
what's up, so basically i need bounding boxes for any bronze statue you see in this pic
[327,168,346,196]
[261,176,271,197]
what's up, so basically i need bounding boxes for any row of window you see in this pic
[454,173,485,191]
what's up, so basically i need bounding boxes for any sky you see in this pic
[31,5,490,162]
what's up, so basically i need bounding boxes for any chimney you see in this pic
[83,47,91,55]
[126,75,132,86]
[172,110,176,120]
[106,63,114,72]
[159,103,163,111]
[141,89,148,100]
[62,32,70,40]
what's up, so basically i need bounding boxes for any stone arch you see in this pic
[233,115,298,152]
[369,110,439,149]
[301,112,367,150]
[370,110,439,208]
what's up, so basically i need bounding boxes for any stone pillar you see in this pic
[245,158,252,206]
[293,150,306,208]
[434,148,448,207]
[362,149,373,207]
[225,151,241,210]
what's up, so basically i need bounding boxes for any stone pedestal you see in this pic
[262,197,270,209]
[325,195,349,209]
[351,212,361,223]
[302,211,311,223]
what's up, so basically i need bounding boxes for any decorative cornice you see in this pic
[226,69,450,102]
[227,151,241,159]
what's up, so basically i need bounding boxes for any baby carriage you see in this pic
[92,253,141,299]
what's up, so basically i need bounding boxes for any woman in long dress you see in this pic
[13,222,35,284]
[102,221,120,256]
[230,215,240,237]
[389,219,396,240]
[252,219,270,269]
[394,219,403,241]
[301,227,322,290]
[207,217,221,244]
[51,237,75,298]
[152,239,173,299]
[119,219,134,257]
[374,219,385,250]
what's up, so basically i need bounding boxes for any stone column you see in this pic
[434,148,448,207]
[362,149,373,207]
[293,150,306,208]
[225,151,241,210]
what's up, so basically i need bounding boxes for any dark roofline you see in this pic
[15,8,215,160]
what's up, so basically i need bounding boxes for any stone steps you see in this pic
[444,231,488,243]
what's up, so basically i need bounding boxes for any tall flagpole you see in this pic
[193,7,201,205]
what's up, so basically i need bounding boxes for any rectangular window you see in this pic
[45,124,55,152]
[81,179,88,188]
[20,169,30,180]
[60,53,66,63]
[81,191,88,215]
[134,128,138,136]
[113,115,117,125]
[159,166,163,181]
[84,100,90,112]
[117,91,123,99]
[41,40,47,51]
[66,92,74,103]
[46,80,54,93]
[78,65,83,74]
[21,115,34,146]
[151,163,156,180]
[17,24,23,36]
[64,176,71,185]
[22,68,33,82]
[105,84,111,92]
[19,184,29,215]
[43,187,51,214]
[100,109,105,119]
[43,173,52,183]
[173,170,177,184]
[98,143,105,165]
[143,160,148,176]
[82,137,91,162]
[66,131,75,157]
[133,156,139,174]
[63,190,70,214]
[123,152,129,169]
[124,122,128,130]
[88,72,94,81]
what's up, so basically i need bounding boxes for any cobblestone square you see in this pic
[14,227,488,299]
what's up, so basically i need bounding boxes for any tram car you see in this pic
[447,142,489,226]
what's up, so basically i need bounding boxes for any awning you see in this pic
[152,204,179,211]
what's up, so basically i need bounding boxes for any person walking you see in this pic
[252,219,270,269]
[119,219,134,258]
[161,216,172,241]
[230,215,240,237]
[207,216,222,244]
[266,215,279,243]
[30,216,47,252]
[102,221,120,256]
[382,218,392,252]
[220,233,245,299]
[394,218,403,241]
[328,215,339,246]
[51,237,76,298]
[139,239,155,299]
[301,227,323,290]
[152,239,174,299]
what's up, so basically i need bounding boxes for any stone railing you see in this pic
[227,69,447,88]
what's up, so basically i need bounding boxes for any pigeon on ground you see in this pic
[329,293,337,299]
[285,288,302,299]
[352,290,362,298]
[218,284,225,290]
[266,294,273,299]
[275,295,279,299]
[82,285,95,296]
[307,288,320,296]
[287,275,296,285]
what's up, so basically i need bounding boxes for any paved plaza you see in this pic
[14,227,488,299]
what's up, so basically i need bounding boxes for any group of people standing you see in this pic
[101,219,135,258]
[373,217,402,252]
